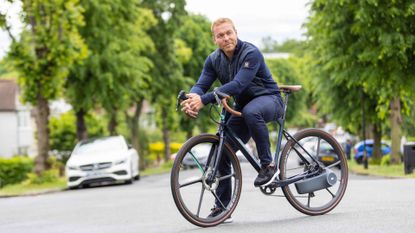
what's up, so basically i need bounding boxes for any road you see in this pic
[0,163,414,233]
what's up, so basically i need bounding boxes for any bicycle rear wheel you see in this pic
[279,128,348,215]
[170,134,242,227]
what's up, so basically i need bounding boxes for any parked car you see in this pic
[170,143,210,169]
[300,139,339,166]
[65,135,139,189]
[353,139,391,164]
[171,142,254,168]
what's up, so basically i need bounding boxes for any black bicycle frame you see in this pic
[207,91,321,187]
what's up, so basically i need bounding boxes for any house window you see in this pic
[18,111,29,128]
[18,146,29,155]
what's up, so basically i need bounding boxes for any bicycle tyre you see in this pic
[170,134,242,227]
[279,128,348,215]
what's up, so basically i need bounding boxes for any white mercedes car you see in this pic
[65,136,140,189]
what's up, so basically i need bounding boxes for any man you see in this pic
[181,18,284,217]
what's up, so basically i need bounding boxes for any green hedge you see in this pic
[0,157,34,187]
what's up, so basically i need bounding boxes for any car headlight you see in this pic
[67,165,78,170]
[114,159,127,165]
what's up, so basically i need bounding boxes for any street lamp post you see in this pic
[361,88,368,169]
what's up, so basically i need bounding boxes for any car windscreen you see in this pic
[74,137,125,154]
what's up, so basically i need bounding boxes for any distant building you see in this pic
[0,80,36,157]
[263,52,291,59]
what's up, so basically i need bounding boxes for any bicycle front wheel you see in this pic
[279,128,348,215]
[170,134,242,227]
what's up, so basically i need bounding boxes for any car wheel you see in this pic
[355,157,363,164]
[125,167,134,184]
[68,185,79,190]
[134,174,140,181]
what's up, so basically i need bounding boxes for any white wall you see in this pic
[0,112,18,157]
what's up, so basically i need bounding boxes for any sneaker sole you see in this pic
[223,217,233,224]
[259,169,280,187]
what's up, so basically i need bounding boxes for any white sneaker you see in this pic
[223,216,233,224]
[261,168,280,187]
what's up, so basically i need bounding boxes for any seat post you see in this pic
[281,91,291,121]
[273,91,291,166]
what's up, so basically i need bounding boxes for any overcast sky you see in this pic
[0,0,310,59]
[186,0,311,46]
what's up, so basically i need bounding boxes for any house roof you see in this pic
[0,80,17,111]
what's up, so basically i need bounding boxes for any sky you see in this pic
[0,0,310,59]
[185,0,310,46]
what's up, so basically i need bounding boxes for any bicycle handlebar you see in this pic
[177,84,302,117]
[213,89,242,117]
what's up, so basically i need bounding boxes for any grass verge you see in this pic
[0,178,67,197]
[141,160,173,176]
[348,159,415,178]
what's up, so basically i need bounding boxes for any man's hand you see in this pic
[180,93,204,119]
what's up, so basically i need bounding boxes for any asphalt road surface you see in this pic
[1,163,414,233]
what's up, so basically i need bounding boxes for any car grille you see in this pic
[113,170,127,175]
[69,176,81,182]
[80,162,112,171]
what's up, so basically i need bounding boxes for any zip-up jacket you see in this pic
[190,39,279,107]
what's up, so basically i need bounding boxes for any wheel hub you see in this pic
[202,169,219,191]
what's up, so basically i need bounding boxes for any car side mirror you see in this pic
[128,144,133,149]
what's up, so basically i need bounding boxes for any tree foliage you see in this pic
[306,0,415,163]
[67,0,156,137]
[141,0,187,161]
[176,14,216,137]
[3,0,87,173]
[266,58,315,128]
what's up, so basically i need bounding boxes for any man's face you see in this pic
[212,22,237,56]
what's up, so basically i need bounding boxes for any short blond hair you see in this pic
[211,18,236,34]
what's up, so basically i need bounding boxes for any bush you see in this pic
[148,142,183,164]
[0,157,33,187]
[380,155,391,166]
[26,169,60,185]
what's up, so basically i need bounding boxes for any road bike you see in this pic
[170,85,348,227]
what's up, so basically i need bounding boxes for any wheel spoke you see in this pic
[217,173,235,182]
[326,160,341,168]
[316,137,321,159]
[196,186,205,217]
[210,191,227,210]
[307,193,311,207]
[325,187,336,198]
[179,177,202,188]
[189,151,205,174]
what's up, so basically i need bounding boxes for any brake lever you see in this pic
[213,88,222,105]
[176,90,188,111]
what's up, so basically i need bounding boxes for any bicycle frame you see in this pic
[207,91,322,187]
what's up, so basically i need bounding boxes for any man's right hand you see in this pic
[180,93,204,119]
[180,99,199,119]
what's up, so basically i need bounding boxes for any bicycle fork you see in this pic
[205,126,226,185]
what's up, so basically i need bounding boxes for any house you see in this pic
[0,80,35,157]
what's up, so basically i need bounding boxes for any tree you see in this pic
[142,0,187,161]
[266,58,315,128]
[307,0,415,163]
[66,0,155,140]
[49,111,107,152]
[176,14,216,138]
[1,0,87,174]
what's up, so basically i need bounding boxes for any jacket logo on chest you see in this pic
[243,61,250,68]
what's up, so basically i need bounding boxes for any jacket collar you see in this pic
[220,39,243,61]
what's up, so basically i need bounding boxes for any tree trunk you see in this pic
[372,122,382,163]
[390,96,402,164]
[108,108,118,135]
[130,100,145,170]
[162,108,171,162]
[186,130,193,140]
[76,108,88,141]
[34,93,50,175]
